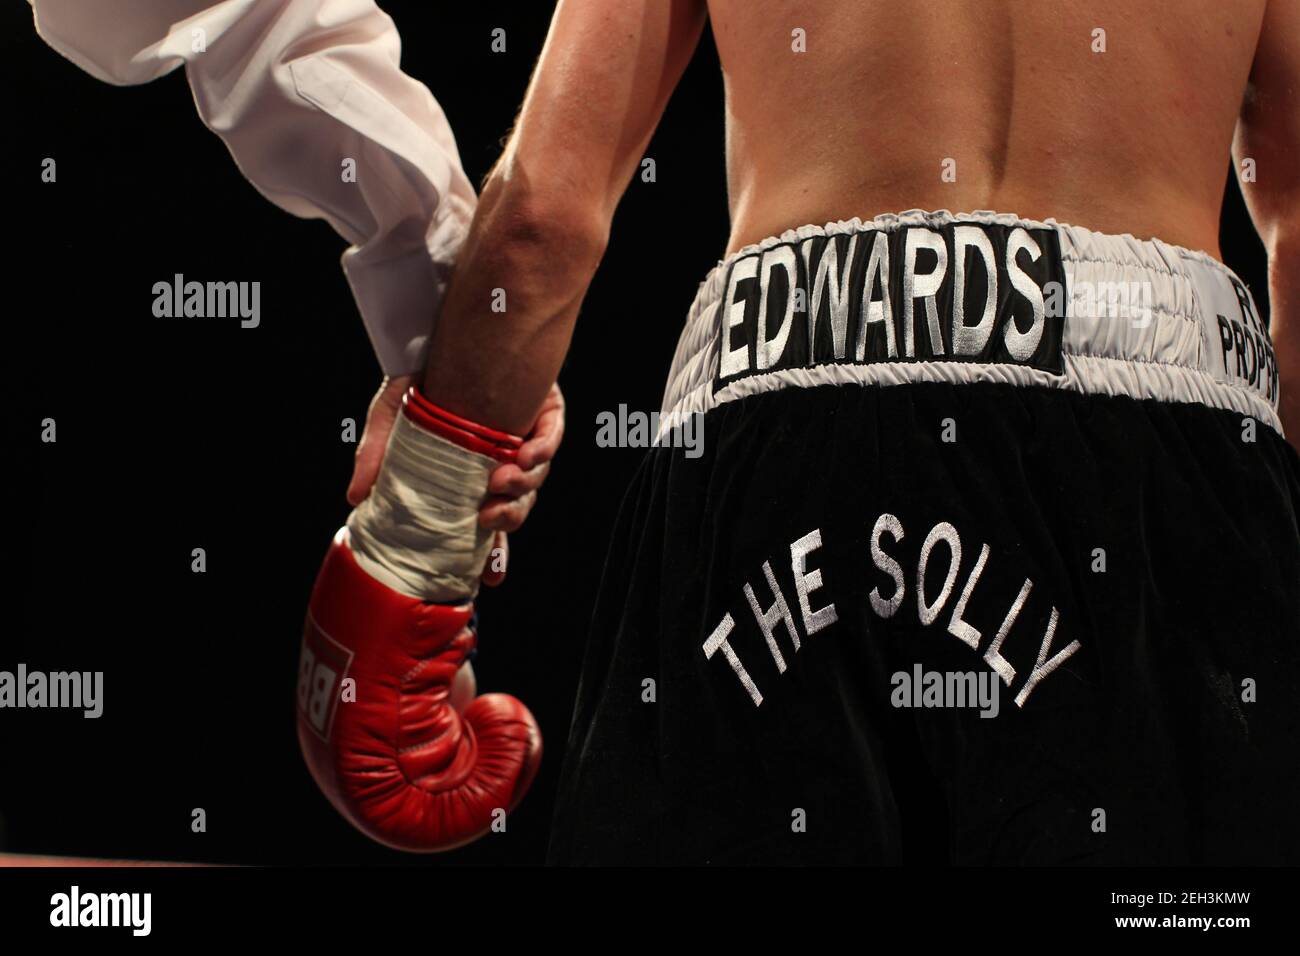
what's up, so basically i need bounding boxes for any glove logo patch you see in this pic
[298,612,355,739]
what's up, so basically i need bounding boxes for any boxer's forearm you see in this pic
[420,0,707,435]
[420,174,607,435]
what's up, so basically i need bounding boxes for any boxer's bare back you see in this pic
[709,0,1269,259]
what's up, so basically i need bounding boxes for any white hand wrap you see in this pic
[346,410,498,602]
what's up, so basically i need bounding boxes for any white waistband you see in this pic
[658,210,1281,436]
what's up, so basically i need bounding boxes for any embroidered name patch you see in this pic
[714,221,1068,391]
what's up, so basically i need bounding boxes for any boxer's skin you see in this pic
[1236,1,1300,442]
[421,0,1300,441]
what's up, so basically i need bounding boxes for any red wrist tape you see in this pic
[401,387,522,464]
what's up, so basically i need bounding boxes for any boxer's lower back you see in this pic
[709,0,1267,258]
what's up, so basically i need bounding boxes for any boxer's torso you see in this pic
[708,0,1266,259]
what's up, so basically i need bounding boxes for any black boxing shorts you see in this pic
[547,210,1300,865]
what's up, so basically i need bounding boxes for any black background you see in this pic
[3,0,1269,866]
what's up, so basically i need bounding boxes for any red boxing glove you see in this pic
[297,390,542,852]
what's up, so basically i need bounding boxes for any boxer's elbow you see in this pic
[1268,221,1300,263]
[506,204,608,281]
[1266,225,1300,314]
[481,176,609,283]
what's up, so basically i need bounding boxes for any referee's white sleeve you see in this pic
[31,0,477,375]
